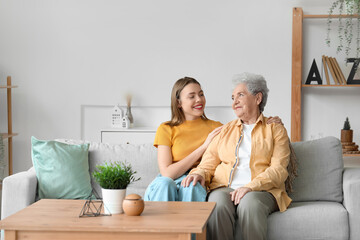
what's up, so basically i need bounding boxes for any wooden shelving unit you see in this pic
[343,154,360,157]
[291,7,360,156]
[1,76,18,175]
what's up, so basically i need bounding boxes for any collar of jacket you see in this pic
[235,113,265,127]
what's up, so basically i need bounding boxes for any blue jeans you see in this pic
[144,174,207,202]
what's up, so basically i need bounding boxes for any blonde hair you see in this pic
[166,77,208,126]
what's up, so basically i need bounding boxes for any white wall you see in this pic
[0,0,358,174]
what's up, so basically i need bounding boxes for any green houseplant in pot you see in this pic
[92,161,140,214]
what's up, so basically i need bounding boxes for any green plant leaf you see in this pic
[92,161,141,189]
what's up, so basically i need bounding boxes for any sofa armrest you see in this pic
[343,167,360,240]
[1,168,37,219]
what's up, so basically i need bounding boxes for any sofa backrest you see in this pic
[88,142,159,198]
[289,136,343,202]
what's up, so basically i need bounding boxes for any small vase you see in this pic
[102,188,126,214]
[126,106,134,128]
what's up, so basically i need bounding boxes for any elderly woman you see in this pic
[181,72,292,240]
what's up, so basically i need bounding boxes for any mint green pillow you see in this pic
[31,136,92,199]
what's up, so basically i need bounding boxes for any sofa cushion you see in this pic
[31,136,93,199]
[289,136,343,202]
[267,201,349,240]
[88,142,158,198]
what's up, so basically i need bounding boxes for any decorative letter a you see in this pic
[305,59,322,85]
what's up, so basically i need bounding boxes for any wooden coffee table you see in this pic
[0,199,215,240]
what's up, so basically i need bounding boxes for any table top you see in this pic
[0,199,216,234]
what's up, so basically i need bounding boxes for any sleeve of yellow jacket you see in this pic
[244,124,290,191]
[189,133,221,187]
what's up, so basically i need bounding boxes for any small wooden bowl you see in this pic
[122,194,145,216]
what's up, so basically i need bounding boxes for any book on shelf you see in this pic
[323,55,346,85]
[330,57,342,84]
[322,55,330,85]
[325,56,339,84]
[334,57,347,84]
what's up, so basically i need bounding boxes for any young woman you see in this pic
[144,77,221,202]
[144,76,281,202]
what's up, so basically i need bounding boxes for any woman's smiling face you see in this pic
[178,83,206,121]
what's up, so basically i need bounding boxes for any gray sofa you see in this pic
[1,136,360,240]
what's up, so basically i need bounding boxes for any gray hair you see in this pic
[232,72,269,113]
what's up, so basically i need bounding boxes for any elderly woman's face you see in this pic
[231,83,262,122]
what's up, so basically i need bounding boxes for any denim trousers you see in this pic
[144,173,207,202]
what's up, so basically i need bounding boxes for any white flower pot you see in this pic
[102,188,126,214]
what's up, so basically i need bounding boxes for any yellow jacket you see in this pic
[189,114,292,212]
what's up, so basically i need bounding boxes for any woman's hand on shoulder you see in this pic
[267,116,283,125]
[230,187,252,205]
[181,174,205,187]
[202,126,223,149]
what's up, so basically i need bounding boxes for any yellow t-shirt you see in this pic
[154,118,222,167]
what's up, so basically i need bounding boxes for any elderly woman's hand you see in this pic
[230,187,252,205]
[181,174,205,187]
[267,116,283,125]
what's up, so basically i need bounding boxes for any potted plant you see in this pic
[326,0,360,57]
[92,161,140,214]
[341,117,353,142]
